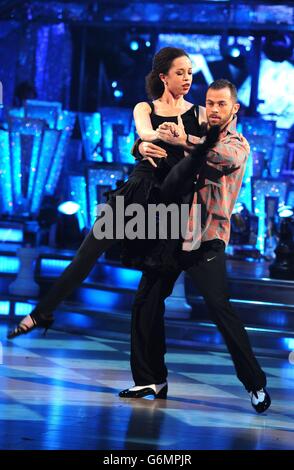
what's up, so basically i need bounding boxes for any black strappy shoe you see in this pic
[7,313,54,339]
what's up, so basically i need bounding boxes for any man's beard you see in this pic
[208,107,235,129]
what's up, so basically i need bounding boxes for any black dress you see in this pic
[106,103,201,270]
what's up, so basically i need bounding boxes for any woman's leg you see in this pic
[31,228,116,319]
[7,200,118,337]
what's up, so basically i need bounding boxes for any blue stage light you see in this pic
[80,288,121,310]
[0,129,13,214]
[114,90,123,99]
[130,40,139,51]
[100,107,135,163]
[0,256,19,273]
[282,337,294,351]
[103,265,141,289]
[57,201,80,215]
[232,202,245,215]
[0,80,3,108]
[278,205,293,218]
[145,41,151,47]
[79,112,102,162]
[0,301,9,316]
[31,129,60,214]
[46,110,75,196]
[9,118,44,211]
[69,175,88,228]
[111,81,117,88]
[0,228,23,243]
[238,58,294,129]
[230,47,241,58]
[40,259,71,277]
[2,103,75,217]
[87,166,124,222]
[15,302,35,316]
[25,100,61,129]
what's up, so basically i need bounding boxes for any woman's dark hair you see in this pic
[145,47,190,100]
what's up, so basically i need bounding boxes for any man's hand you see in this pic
[157,115,187,146]
[157,121,180,137]
[138,141,167,168]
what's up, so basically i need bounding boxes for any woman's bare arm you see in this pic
[133,102,159,142]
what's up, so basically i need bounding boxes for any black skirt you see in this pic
[104,162,181,272]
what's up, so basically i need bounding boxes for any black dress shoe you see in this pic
[119,384,168,399]
[250,388,271,413]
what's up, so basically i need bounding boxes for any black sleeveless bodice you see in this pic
[105,102,202,269]
[130,103,201,182]
[149,102,200,165]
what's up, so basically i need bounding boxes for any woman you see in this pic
[7,46,205,339]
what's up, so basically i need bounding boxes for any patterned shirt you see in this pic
[182,117,250,251]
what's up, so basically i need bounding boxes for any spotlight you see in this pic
[111,81,117,88]
[55,201,83,249]
[220,35,248,67]
[232,202,245,214]
[269,206,294,279]
[230,47,241,58]
[130,40,139,51]
[58,201,80,215]
[278,205,293,218]
[114,89,123,99]
[263,34,293,62]
[128,35,151,53]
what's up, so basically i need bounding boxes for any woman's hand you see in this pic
[157,121,180,137]
[157,115,187,146]
[138,141,167,168]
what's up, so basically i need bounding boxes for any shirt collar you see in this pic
[221,115,238,137]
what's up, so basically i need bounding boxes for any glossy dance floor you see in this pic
[0,325,294,450]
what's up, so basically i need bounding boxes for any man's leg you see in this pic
[186,242,267,393]
[130,268,181,386]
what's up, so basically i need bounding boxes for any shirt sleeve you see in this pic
[131,138,143,160]
[207,134,250,168]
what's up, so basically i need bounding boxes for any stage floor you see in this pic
[0,324,293,451]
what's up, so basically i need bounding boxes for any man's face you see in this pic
[206,87,240,129]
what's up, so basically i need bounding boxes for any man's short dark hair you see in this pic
[207,79,238,102]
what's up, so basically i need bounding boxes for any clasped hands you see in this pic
[138,116,200,168]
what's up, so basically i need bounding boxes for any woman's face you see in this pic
[160,55,193,97]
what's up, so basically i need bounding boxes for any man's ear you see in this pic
[233,102,240,115]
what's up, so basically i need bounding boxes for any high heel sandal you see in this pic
[7,313,54,339]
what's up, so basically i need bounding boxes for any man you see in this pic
[119,79,271,414]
